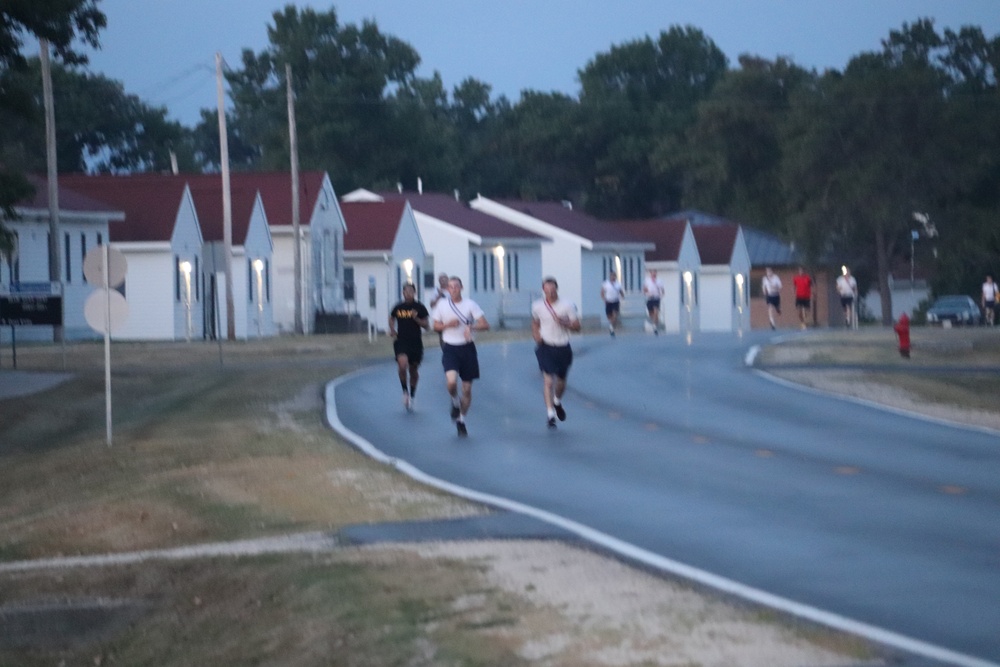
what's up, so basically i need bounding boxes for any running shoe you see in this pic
[402,393,410,410]
[456,420,468,437]
[408,395,415,412]
[450,404,460,420]
[547,417,557,429]
[554,403,566,421]
[609,328,615,337]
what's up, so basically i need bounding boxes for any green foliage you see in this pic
[0,59,198,174]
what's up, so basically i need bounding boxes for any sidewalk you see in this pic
[0,370,72,400]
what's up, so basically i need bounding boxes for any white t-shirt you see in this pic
[762,274,782,296]
[601,280,624,303]
[432,296,485,345]
[532,297,579,346]
[643,276,664,300]
[983,281,998,303]
[836,275,857,297]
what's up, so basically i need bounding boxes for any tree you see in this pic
[676,56,813,233]
[782,20,958,323]
[0,59,198,174]
[208,5,425,190]
[578,26,728,217]
[0,0,106,257]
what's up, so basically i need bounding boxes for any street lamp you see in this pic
[253,258,264,338]
[401,258,414,284]
[179,260,192,341]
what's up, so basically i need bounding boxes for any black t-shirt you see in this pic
[390,300,429,341]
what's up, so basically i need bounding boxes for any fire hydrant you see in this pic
[894,312,911,358]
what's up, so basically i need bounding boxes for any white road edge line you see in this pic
[325,369,998,667]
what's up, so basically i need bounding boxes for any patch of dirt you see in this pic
[351,541,877,667]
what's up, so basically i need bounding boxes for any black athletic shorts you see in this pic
[646,298,661,314]
[393,338,424,366]
[535,342,573,379]
[605,301,621,317]
[441,342,480,381]
[766,294,780,308]
[795,297,810,309]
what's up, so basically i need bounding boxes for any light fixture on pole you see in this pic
[179,260,193,341]
[735,273,745,334]
[253,258,264,338]
[401,258,414,284]
[493,245,506,326]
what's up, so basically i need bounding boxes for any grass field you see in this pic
[4,327,991,666]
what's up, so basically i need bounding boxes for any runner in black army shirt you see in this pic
[389,283,430,411]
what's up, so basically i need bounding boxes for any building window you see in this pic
[472,255,478,290]
[265,259,270,302]
[80,233,87,281]
[514,253,519,289]
[12,232,19,283]
[248,258,254,302]
[64,232,71,283]
[489,253,495,291]
[194,256,200,301]
[174,255,181,302]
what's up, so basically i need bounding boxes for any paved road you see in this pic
[330,331,1000,666]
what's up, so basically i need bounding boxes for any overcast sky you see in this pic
[81,0,1000,127]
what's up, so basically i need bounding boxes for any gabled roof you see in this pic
[491,199,647,244]
[105,172,330,228]
[341,201,407,251]
[690,225,738,265]
[674,209,798,266]
[187,184,259,244]
[613,218,689,261]
[380,192,544,241]
[226,172,328,227]
[58,174,190,243]
[19,175,124,218]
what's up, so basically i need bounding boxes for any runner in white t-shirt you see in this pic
[982,274,998,326]
[642,269,665,335]
[600,271,624,336]
[762,267,782,330]
[431,277,489,437]
[531,277,581,429]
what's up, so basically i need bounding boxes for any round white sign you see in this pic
[84,288,129,334]
[83,245,127,289]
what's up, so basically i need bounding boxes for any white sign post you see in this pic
[83,245,128,447]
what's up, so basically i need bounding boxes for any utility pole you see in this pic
[40,39,63,342]
[216,52,235,340]
[286,63,303,334]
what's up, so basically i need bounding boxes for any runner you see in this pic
[388,283,429,411]
[793,266,813,329]
[431,277,490,436]
[762,267,782,330]
[643,269,665,335]
[531,277,581,429]
[600,270,624,336]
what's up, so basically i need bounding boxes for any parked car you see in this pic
[926,295,982,326]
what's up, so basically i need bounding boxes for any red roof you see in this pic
[691,225,738,265]
[491,199,645,244]
[379,192,543,240]
[186,185,258,244]
[20,175,124,216]
[83,171,328,228]
[341,201,407,251]
[614,218,688,261]
[225,172,327,227]
[58,174,189,243]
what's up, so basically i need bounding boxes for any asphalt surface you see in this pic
[329,331,1000,667]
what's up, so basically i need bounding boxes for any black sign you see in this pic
[0,294,63,326]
